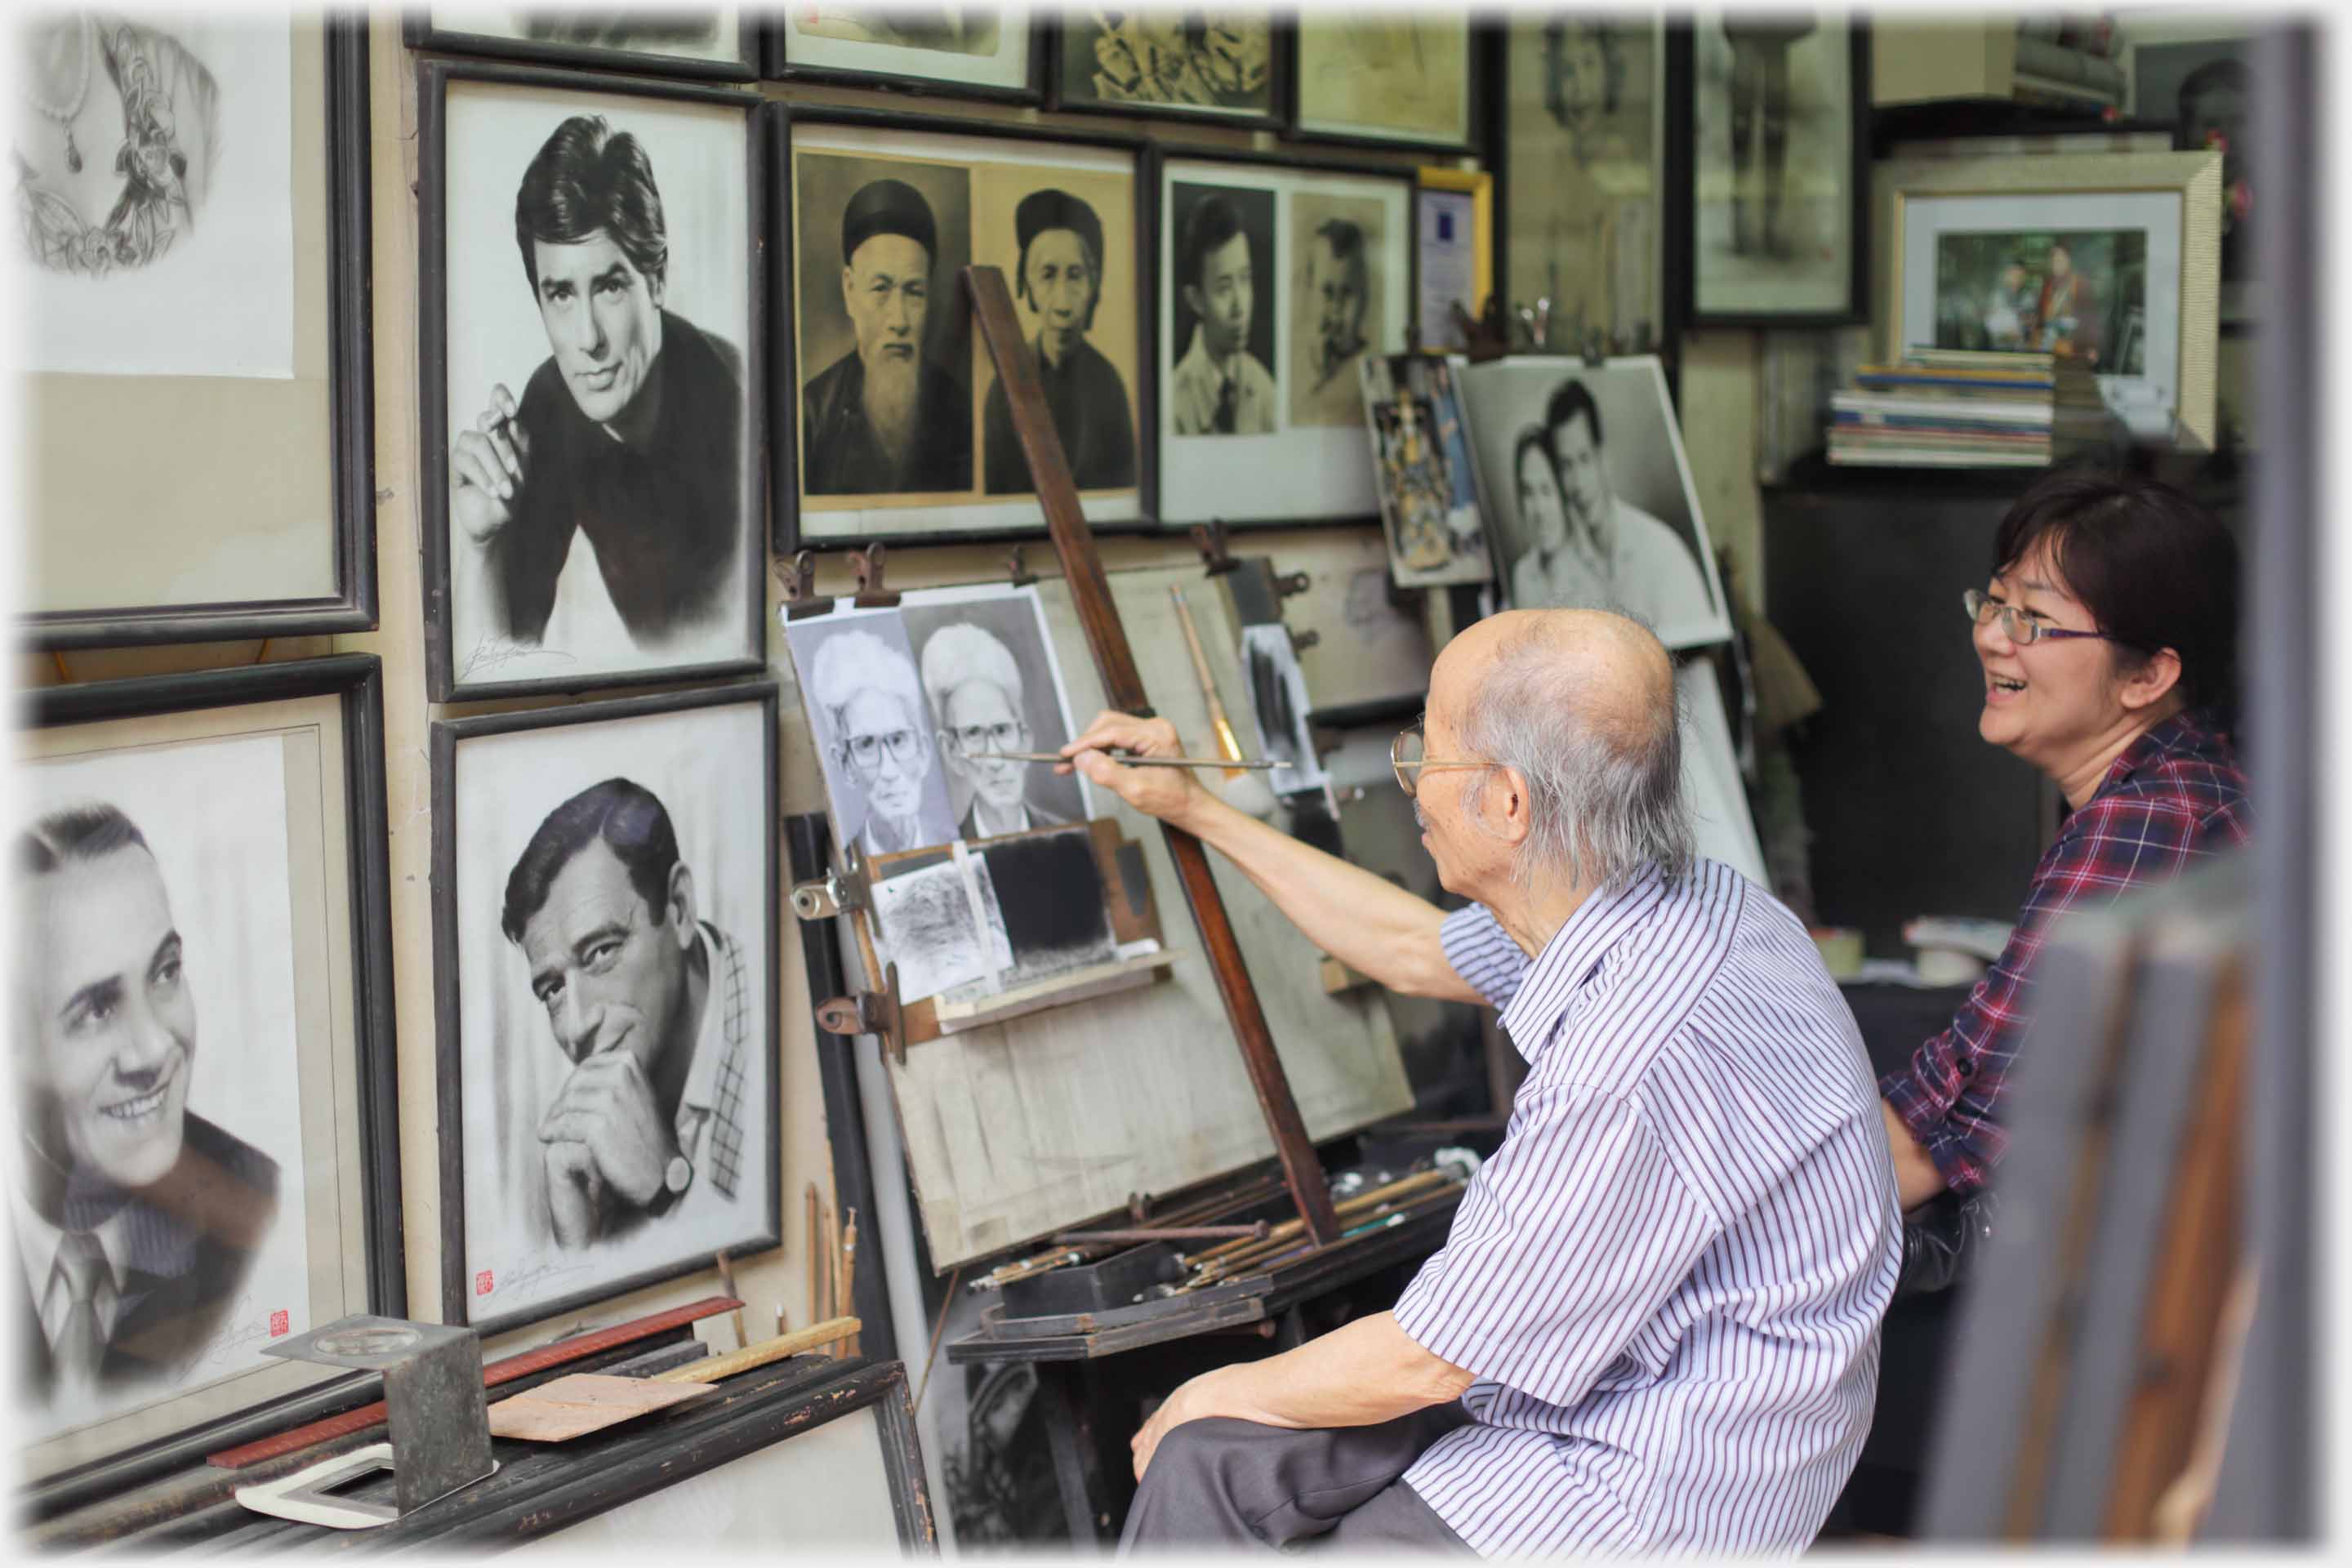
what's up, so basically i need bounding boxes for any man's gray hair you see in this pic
[805,627,924,737]
[1458,617,1693,892]
[918,623,1024,720]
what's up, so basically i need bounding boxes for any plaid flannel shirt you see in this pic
[1881,710,2250,1196]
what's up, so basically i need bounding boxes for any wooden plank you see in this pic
[486,1375,716,1443]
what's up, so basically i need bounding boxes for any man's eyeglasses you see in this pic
[844,728,924,771]
[945,719,1027,754]
[1390,726,1490,799]
[1962,589,2115,648]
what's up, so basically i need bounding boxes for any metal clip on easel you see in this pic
[1005,544,1039,587]
[775,550,831,621]
[1190,519,1238,577]
[849,542,899,608]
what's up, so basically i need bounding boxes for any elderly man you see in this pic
[982,187,1136,494]
[502,778,752,1250]
[1170,191,1276,435]
[1060,609,1899,1553]
[1294,216,1371,427]
[1539,380,1716,639]
[450,115,744,650]
[13,805,278,1396]
[918,622,1070,840]
[803,176,972,495]
[805,627,954,855]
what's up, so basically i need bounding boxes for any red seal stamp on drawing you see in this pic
[270,1310,290,1338]
[475,1270,494,1297]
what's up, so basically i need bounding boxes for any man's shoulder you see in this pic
[1239,351,1277,394]
[803,350,860,415]
[664,310,746,394]
[922,358,972,412]
[183,1113,283,1200]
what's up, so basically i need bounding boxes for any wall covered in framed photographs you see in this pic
[784,114,1147,546]
[17,657,400,1494]
[16,13,376,649]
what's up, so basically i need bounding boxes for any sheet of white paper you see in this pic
[16,14,296,378]
[872,858,1007,1005]
[1678,661,1768,887]
[1419,189,1477,351]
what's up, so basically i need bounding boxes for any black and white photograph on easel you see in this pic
[433,685,781,1333]
[900,583,1094,839]
[1158,154,1413,528]
[1459,355,1732,651]
[20,658,401,1486]
[785,612,960,859]
[1242,621,1329,794]
[1674,12,1867,325]
[421,65,765,701]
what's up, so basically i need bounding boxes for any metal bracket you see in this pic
[850,542,900,606]
[791,840,870,920]
[1272,569,1310,599]
[1581,327,1610,368]
[1189,519,1238,577]
[814,961,907,1067]
[1006,544,1040,587]
[774,550,832,621]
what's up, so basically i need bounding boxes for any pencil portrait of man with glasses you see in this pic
[795,624,957,858]
[916,621,1075,840]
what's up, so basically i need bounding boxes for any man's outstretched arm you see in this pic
[1061,710,1482,1004]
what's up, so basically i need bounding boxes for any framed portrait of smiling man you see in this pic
[17,657,401,1495]
[782,111,1146,546]
[419,63,768,702]
[431,684,781,1335]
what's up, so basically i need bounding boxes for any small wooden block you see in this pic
[485,1374,716,1443]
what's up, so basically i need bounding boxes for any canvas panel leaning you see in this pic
[1359,353,1493,589]
[1459,355,1733,652]
[439,688,779,1330]
[784,582,1095,859]
[430,71,763,697]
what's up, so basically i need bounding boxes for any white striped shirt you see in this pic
[1393,860,1900,1555]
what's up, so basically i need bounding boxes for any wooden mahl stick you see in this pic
[804,1183,822,1329]
[651,1317,863,1384]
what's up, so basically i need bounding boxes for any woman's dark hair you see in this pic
[1991,471,2241,722]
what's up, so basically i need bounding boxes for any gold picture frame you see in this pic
[1874,150,2223,449]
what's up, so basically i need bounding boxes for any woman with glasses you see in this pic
[1879,471,2248,1290]
[804,628,954,857]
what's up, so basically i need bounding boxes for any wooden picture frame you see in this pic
[403,8,758,82]
[20,655,403,1508]
[1286,10,1482,155]
[430,682,782,1339]
[1665,16,1871,328]
[760,7,1044,104]
[1152,145,1419,531]
[1874,149,2224,450]
[416,60,769,702]
[20,17,376,650]
[776,105,1154,549]
[1047,10,1288,131]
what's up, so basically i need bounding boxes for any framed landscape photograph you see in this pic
[1290,9,1477,153]
[1155,149,1414,528]
[16,14,376,649]
[1876,151,2224,448]
[1049,7,1284,130]
[20,657,400,1498]
[417,62,768,702]
[1668,11,1869,326]
[430,684,782,1337]
[763,5,1041,101]
[782,110,1147,546]
[406,7,756,80]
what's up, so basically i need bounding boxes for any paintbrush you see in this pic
[1169,585,1250,782]
[970,749,1282,771]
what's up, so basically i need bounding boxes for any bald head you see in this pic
[1432,608,1690,893]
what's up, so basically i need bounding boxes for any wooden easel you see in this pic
[964,263,1342,1249]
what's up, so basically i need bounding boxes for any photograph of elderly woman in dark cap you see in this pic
[982,185,1137,493]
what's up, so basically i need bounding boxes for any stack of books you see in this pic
[1828,350,2102,469]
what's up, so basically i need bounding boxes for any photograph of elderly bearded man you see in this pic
[796,156,974,498]
[434,77,759,697]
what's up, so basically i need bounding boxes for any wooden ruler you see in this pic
[204,1296,744,1470]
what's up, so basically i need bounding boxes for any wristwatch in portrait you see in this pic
[647,1153,694,1216]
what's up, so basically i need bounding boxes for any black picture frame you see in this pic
[20,654,404,1517]
[24,18,377,651]
[1148,143,1422,533]
[1046,11,1290,131]
[1664,17,1872,330]
[429,681,783,1339]
[757,11,1044,104]
[415,60,770,703]
[403,7,759,82]
[773,104,1157,551]
[1281,11,1487,157]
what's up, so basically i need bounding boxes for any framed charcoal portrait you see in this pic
[16,15,375,650]
[763,4,1043,103]
[2123,21,2257,324]
[1667,13,1869,327]
[782,111,1147,546]
[405,8,756,81]
[1495,10,1668,356]
[1289,9,1478,154]
[430,683,782,1335]
[419,62,768,702]
[1457,354,1733,652]
[1049,7,1285,130]
[1359,353,1494,590]
[1156,150,1414,529]
[19,656,400,1496]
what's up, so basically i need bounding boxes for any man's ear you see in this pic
[666,862,697,946]
[1182,283,1205,323]
[647,270,666,310]
[840,265,856,312]
[1471,765,1535,851]
[2118,645,2185,714]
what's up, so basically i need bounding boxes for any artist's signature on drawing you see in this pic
[459,638,574,683]
[485,1256,595,1304]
